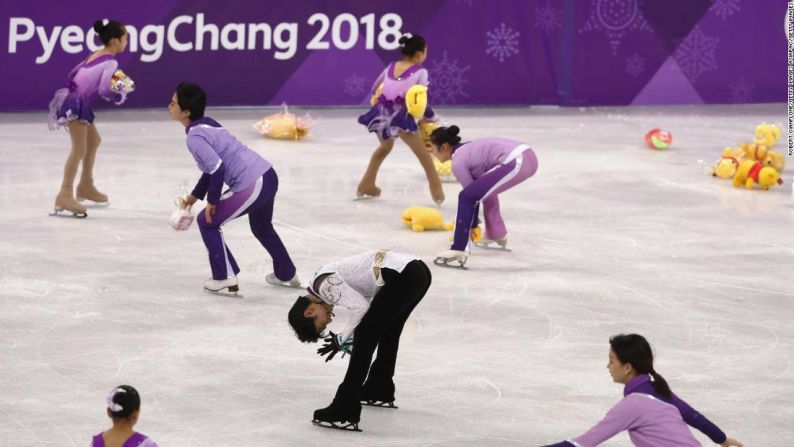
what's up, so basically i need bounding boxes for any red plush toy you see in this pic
[645,128,672,150]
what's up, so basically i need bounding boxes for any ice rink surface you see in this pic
[0,104,792,446]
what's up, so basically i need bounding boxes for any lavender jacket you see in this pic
[546,374,727,447]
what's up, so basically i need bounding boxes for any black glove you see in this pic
[317,331,353,362]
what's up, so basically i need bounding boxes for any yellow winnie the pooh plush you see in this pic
[401,206,453,232]
[754,122,781,147]
[711,146,745,179]
[732,160,783,190]
[741,143,785,172]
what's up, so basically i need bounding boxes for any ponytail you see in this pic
[649,369,672,398]
[610,334,674,399]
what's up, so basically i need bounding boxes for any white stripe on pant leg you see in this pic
[221,176,264,226]
[481,153,523,201]
[501,144,529,164]
[220,228,234,279]
[218,176,264,278]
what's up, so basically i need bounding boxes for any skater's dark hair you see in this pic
[399,33,426,57]
[430,125,462,147]
[93,19,126,45]
[175,82,206,120]
[288,296,320,343]
[106,385,141,420]
[610,334,672,399]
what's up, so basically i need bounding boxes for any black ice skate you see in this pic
[361,379,398,409]
[312,397,362,432]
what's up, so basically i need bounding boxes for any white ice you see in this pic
[0,104,792,446]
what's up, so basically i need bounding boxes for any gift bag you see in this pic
[170,183,194,231]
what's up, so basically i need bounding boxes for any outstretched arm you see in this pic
[670,394,731,445]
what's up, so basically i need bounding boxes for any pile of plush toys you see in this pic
[709,123,785,190]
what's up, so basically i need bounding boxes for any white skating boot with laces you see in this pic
[204,276,241,297]
[265,273,302,289]
[433,250,469,269]
[474,236,509,251]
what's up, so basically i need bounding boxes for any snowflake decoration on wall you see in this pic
[729,78,754,103]
[625,54,645,77]
[579,0,653,56]
[428,51,471,104]
[343,74,366,98]
[485,23,520,63]
[535,1,563,33]
[710,0,741,20]
[674,26,719,83]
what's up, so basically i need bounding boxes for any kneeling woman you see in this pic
[545,334,743,447]
[288,250,432,431]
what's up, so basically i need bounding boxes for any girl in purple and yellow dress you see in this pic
[48,19,131,217]
[356,33,444,205]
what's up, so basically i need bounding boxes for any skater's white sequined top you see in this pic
[307,250,418,341]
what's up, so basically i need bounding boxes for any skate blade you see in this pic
[265,280,302,289]
[473,243,511,252]
[433,257,468,269]
[49,208,87,218]
[203,286,242,298]
[353,194,379,201]
[312,419,362,432]
[77,199,109,208]
[361,400,398,409]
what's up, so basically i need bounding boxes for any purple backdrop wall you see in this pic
[0,0,786,110]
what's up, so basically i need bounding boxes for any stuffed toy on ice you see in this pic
[741,143,785,172]
[254,103,314,140]
[433,157,456,183]
[401,206,453,232]
[754,123,781,147]
[711,147,745,179]
[732,160,783,190]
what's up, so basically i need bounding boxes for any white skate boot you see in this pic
[433,250,469,269]
[204,276,241,297]
[265,273,302,289]
[474,236,509,251]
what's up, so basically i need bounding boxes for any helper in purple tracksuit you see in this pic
[169,83,299,295]
[429,125,538,265]
[544,334,743,447]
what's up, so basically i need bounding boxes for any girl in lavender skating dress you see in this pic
[356,33,444,205]
[48,19,130,217]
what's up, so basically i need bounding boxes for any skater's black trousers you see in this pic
[337,260,431,398]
